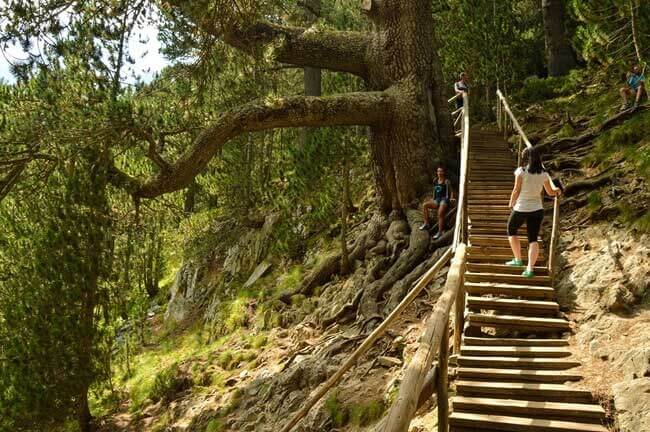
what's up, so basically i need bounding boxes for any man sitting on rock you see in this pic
[419,166,456,239]
[620,64,646,111]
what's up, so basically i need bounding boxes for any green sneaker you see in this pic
[505,258,523,267]
[522,269,535,278]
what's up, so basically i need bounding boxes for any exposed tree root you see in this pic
[565,171,616,196]
[356,209,430,325]
[383,245,450,314]
[537,105,648,154]
[277,212,388,303]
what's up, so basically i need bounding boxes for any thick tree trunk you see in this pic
[542,0,577,76]
[131,0,455,213]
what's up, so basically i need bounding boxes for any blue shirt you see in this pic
[628,73,645,91]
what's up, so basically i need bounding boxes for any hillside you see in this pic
[92,73,649,432]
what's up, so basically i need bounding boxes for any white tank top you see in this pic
[514,167,551,212]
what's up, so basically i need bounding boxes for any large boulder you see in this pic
[613,378,650,432]
[165,262,209,323]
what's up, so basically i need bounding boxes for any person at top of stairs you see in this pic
[506,146,562,278]
[419,165,456,239]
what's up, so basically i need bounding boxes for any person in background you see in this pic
[454,72,469,109]
[506,146,561,278]
[620,64,646,111]
[420,166,456,240]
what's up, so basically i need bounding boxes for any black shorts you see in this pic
[507,209,544,243]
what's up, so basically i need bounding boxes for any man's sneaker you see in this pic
[433,232,442,240]
[522,269,535,278]
[505,258,524,267]
[419,223,431,231]
[633,102,639,110]
[620,103,631,111]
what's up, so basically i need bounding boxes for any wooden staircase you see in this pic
[449,131,608,432]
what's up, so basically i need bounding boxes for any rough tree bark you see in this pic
[542,0,578,76]
[122,0,453,213]
[112,1,456,320]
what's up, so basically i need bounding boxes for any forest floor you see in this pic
[96,72,649,432]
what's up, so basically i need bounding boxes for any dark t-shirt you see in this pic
[434,178,452,201]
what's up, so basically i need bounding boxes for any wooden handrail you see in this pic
[547,196,560,282]
[452,93,470,250]
[280,247,453,432]
[380,244,467,432]
[496,89,532,149]
[448,93,461,103]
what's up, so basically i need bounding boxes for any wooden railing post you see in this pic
[280,248,453,432]
[381,244,467,432]
[437,324,449,432]
[548,196,560,283]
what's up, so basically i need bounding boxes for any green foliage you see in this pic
[149,363,193,403]
[587,191,603,211]
[570,0,650,67]
[325,391,349,428]
[519,76,564,102]
[206,418,225,432]
[585,111,650,180]
[349,400,386,427]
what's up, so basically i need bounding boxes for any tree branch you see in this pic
[134,91,394,199]
[219,21,370,79]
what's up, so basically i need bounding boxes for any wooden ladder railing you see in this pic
[281,94,471,432]
[496,89,561,281]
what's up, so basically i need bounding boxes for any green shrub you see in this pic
[519,76,562,102]
[349,400,385,426]
[250,334,268,349]
[325,392,349,427]
[587,191,602,211]
[149,363,193,403]
[206,418,224,432]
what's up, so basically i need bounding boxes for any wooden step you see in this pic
[467,263,549,276]
[465,272,552,286]
[450,412,608,431]
[466,297,558,315]
[455,381,594,403]
[456,367,581,383]
[467,254,547,265]
[460,345,570,358]
[457,356,580,370]
[470,236,540,247]
[468,207,511,214]
[462,337,568,347]
[464,282,555,299]
[467,247,546,260]
[469,213,510,219]
[467,314,570,332]
[452,397,605,423]
[470,228,512,236]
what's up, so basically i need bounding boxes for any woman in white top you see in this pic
[506,146,562,278]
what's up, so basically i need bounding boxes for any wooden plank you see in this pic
[465,272,552,286]
[466,297,558,314]
[462,337,568,347]
[467,263,549,275]
[457,356,581,370]
[467,314,570,330]
[460,345,571,358]
[464,282,555,299]
[455,381,594,402]
[456,367,580,383]
[438,325,449,432]
[452,396,605,422]
[450,412,608,431]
